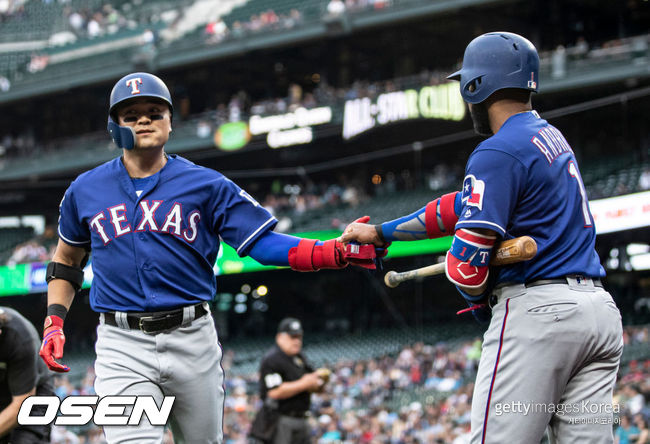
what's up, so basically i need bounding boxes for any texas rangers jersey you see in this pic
[456,111,604,285]
[58,155,277,312]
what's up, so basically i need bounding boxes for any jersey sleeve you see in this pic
[211,178,277,256]
[260,356,285,393]
[57,182,91,246]
[7,339,38,396]
[455,148,527,236]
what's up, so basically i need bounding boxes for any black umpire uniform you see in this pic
[257,318,316,444]
[0,307,54,444]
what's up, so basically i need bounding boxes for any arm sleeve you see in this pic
[260,357,285,393]
[380,193,462,241]
[210,178,277,256]
[455,149,527,236]
[57,183,91,246]
[248,231,302,266]
[7,340,38,396]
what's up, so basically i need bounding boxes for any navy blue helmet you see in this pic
[107,72,173,150]
[448,32,539,104]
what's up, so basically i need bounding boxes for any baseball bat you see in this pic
[384,235,537,288]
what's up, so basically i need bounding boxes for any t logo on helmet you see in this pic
[126,78,143,95]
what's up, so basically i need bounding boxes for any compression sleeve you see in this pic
[248,231,303,266]
[380,193,462,242]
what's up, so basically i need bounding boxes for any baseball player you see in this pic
[339,32,623,443]
[39,72,382,444]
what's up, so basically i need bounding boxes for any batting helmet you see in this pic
[107,72,173,150]
[447,32,539,104]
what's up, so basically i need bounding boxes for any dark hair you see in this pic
[490,88,532,104]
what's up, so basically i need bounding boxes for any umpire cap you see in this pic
[277,318,303,335]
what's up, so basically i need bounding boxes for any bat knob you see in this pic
[384,271,399,288]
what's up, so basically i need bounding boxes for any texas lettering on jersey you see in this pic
[90,200,201,245]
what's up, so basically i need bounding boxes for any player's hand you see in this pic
[39,315,70,373]
[343,242,391,269]
[338,216,385,247]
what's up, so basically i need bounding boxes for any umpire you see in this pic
[0,307,54,444]
[255,318,324,444]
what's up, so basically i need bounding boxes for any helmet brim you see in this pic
[447,70,462,81]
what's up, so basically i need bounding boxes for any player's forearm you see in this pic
[0,392,32,437]
[0,406,19,437]
[47,279,76,310]
[248,231,301,266]
[378,192,462,242]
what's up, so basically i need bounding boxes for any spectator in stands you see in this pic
[0,307,55,443]
[205,18,228,44]
[624,384,647,416]
[0,75,9,93]
[635,414,650,444]
[639,167,650,190]
[552,45,567,78]
[7,239,48,265]
[617,414,641,444]
[327,0,346,17]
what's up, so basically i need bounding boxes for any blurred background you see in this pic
[0,0,649,442]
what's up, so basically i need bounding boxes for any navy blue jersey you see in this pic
[58,155,277,312]
[456,111,603,284]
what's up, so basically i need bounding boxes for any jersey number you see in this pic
[568,161,592,227]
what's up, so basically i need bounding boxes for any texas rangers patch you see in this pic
[461,175,486,211]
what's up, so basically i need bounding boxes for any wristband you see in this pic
[47,304,68,322]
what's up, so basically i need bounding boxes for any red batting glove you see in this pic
[39,315,70,373]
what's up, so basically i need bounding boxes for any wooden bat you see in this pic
[384,236,537,288]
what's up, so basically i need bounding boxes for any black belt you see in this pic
[525,276,603,288]
[103,303,208,334]
[281,411,309,419]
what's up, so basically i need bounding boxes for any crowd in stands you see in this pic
[205,9,303,44]
[62,3,135,40]
[46,324,650,443]
[0,0,26,22]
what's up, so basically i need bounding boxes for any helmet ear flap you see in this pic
[107,117,136,150]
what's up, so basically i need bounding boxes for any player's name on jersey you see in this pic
[89,201,201,245]
[531,125,574,164]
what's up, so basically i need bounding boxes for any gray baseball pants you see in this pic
[94,307,224,444]
[470,277,623,444]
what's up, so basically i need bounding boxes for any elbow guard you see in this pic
[46,262,84,292]
[425,192,459,238]
[444,228,496,293]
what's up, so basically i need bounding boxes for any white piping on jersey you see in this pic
[236,216,276,255]
[455,220,505,236]
[58,226,90,245]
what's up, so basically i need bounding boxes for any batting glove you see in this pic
[39,315,70,373]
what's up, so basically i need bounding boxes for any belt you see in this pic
[281,411,309,419]
[103,303,208,335]
[490,276,603,308]
[525,276,603,288]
